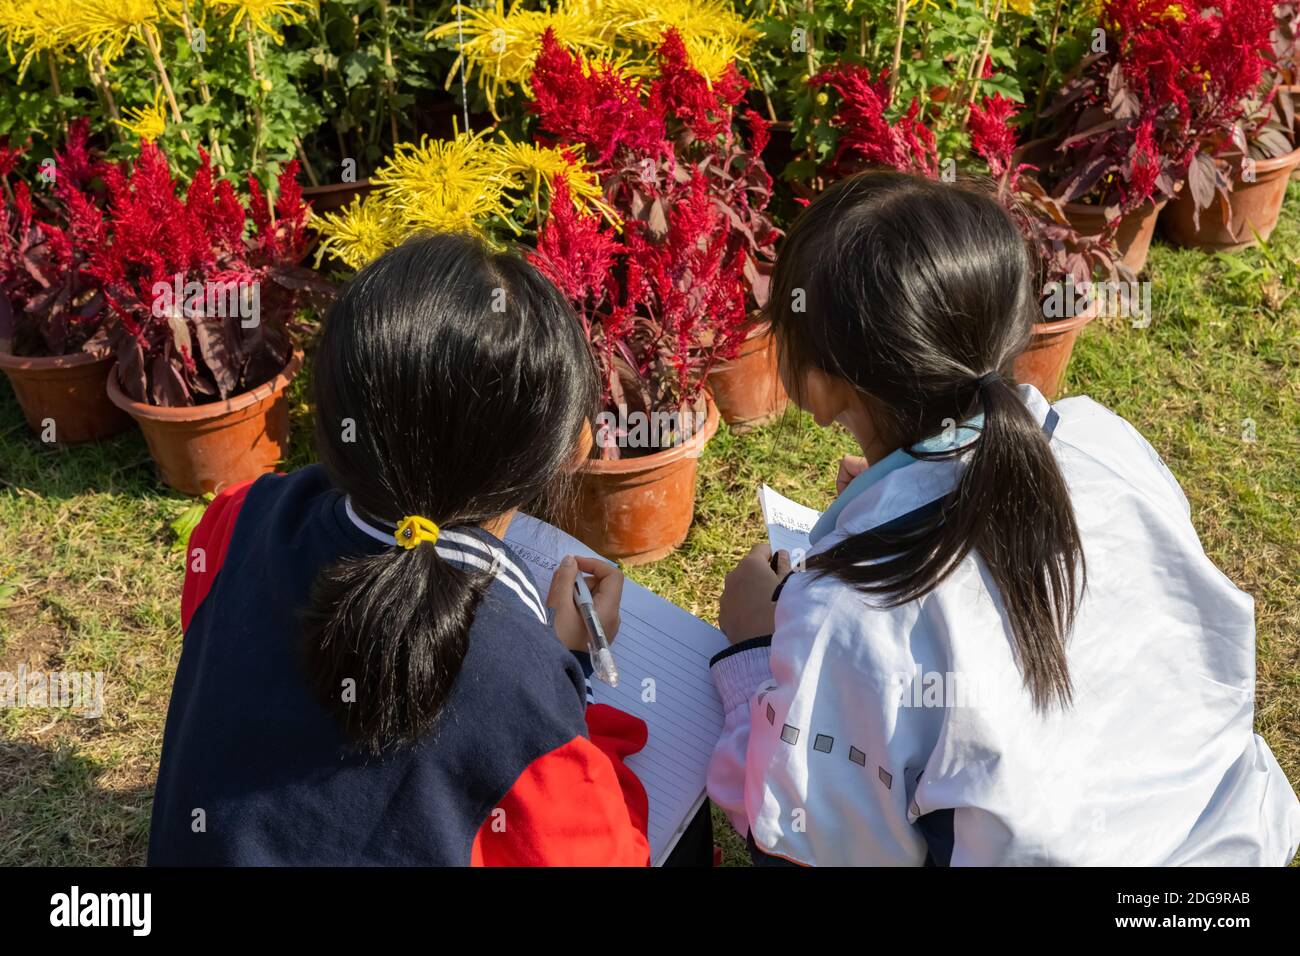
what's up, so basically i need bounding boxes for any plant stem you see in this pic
[889,0,908,99]
[143,25,191,145]
[1030,0,1067,139]
[805,0,816,79]
[960,0,1004,128]
[245,29,267,180]
[294,136,321,186]
[181,5,225,172]
[45,53,65,125]
[86,52,124,142]
[45,52,61,97]
[379,0,400,148]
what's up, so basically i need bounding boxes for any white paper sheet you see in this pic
[502,514,729,866]
[758,483,821,555]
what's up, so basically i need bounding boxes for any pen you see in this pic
[573,572,619,687]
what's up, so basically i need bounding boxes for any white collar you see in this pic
[343,497,548,625]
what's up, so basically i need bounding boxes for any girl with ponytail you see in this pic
[708,171,1300,866]
[149,233,654,866]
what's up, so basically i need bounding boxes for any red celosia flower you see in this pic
[53,118,104,195]
[650,28,748,141]
[1044,0,1274,213]
[811,65,938,177]
[531,177,624,312]
[0,138,24,180]
[527,30,778,431]
[0,123,112,356]
[743,109,771,156]
[82,141,313,404]
[1128,117,1160,200]
[969,93,1021,179]
[530,29,667,168]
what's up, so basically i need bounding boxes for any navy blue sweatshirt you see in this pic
[148,465,649,865]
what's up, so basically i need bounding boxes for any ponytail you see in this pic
[770,171,1085,711]
[302,544,488,752]
[303,233,598,752]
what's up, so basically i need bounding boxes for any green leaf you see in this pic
[169,499,211,552]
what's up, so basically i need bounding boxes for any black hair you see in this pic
[769,170,1085,711]
[302,232,598,752]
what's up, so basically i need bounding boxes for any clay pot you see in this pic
[106,350,303,496]
[1063,196,1168,274]
[1013,304,1099,401]
[706,322,788,433]
[1161,148,1300,252]
[0,336,132,444]
[301,179,374,215]
[562,398,720,565]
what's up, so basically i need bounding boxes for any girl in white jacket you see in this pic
[709,170,1300,866]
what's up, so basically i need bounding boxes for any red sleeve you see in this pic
[471,703,652,866]
[180,480,255,632]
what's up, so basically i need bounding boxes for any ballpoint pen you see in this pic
[573,572,619,687]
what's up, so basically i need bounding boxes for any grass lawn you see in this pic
[2,191,1297,867]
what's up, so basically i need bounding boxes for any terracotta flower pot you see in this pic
[706,322,788,433]
[301,179,374,215]
[0,336,133,444]
[106,350,303,496]
[1013,304,1099,401]
[562,398,720,565]
[1161,148,1300,252]
[1063,196,1168,274]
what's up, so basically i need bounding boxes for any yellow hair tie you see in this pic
[395,515,440,549]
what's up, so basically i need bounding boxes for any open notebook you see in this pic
[502,514,729,866]
[758,483,822,554]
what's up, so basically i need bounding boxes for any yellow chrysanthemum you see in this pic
[313,196,404,271]
[1,0,84,75]
[431,1,610,117]
[115,87,167,142]
[371,131,512,233]
[312,131,620,267]
[432,0,759,114]
[1005,0,1034,14]
[207,0,312,43]
[490,139,617,228]
[65,0,182,66]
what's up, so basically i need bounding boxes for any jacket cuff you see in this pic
[709,635,773,714]
[570,650,594,679]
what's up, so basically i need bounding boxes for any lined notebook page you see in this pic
[758,483,821,554]
[503,514,729,866]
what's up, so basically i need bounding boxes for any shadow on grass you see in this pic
[0,347,319,504]
[0,736,153,867]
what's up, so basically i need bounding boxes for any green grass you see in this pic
[2,193,1297,867]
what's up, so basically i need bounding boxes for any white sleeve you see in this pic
[707,638,776,837]
[708,576,934,866]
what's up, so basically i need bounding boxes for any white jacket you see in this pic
[708,385,1300,866]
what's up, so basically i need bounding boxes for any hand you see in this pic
[719,543,791,644]
[836,455,870,495]
[547,555,624,654]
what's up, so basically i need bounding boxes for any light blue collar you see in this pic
[807,415,984,546]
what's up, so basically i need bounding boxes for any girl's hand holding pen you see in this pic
[547,555,624,653]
